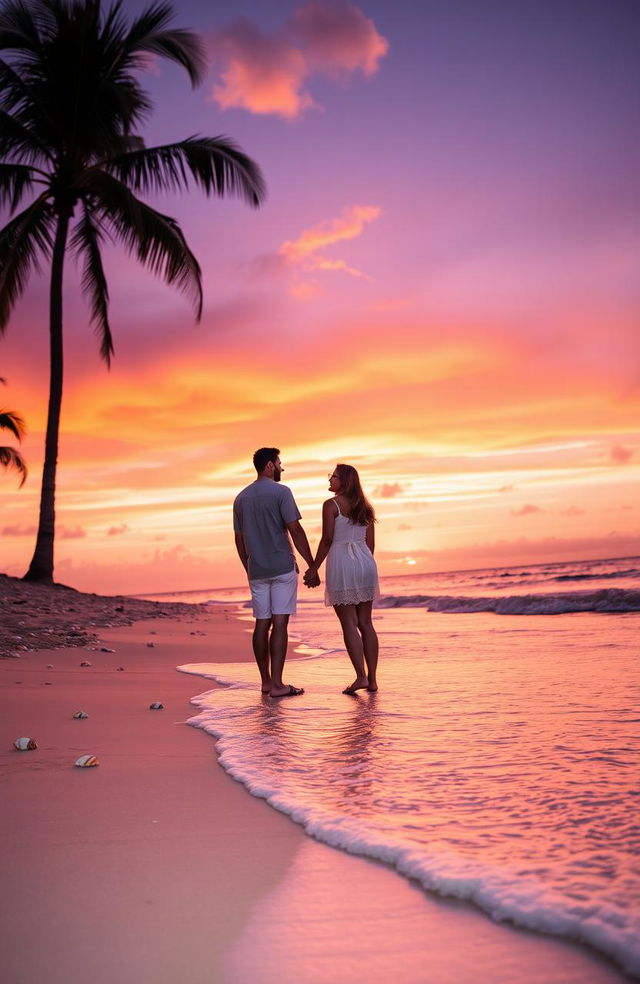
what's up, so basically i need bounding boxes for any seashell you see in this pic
[14,737,37,751]
[80,660,92,667]
[100,647,115,653]
[75,754,99,767]
[149,702,164,710]
[73,711,89,719]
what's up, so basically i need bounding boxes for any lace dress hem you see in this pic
[324,585,379,607]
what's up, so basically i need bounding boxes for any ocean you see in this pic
[150,556,640,978]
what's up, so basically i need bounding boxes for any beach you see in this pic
[0,578,631,984]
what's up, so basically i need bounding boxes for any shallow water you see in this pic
[150,558,640,974]
[180,601,640,977]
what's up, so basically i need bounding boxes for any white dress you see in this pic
[325,500,380,607]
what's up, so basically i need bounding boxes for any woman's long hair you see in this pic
[334,463,376,526]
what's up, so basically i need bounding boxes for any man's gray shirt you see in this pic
[233,479,302,580]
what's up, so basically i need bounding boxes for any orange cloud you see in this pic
[278,204,381,286]
[211,21,315,119]
[209,3,387,119]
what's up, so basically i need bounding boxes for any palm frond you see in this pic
[0,0,44,58]
[0,194,53,332]
[71,200,114,366]
[0,161,40,212]
[0,444,27,486]
[84,169,202,318]
[123,2,207,86]
[0,105,53,165]
[0,407,26,440]
[104,135,266,207]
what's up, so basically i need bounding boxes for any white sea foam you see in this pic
[377,587,640,614]
[176,558,640,978]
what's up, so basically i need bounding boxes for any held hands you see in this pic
[303,567,321,589]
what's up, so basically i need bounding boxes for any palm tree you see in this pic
[0,406,28,486]
[0,0,265,583]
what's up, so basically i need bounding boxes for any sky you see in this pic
[1,0,639,594]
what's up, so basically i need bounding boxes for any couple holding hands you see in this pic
[233,447,379,698]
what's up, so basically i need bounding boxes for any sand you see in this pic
[0,581,628,984]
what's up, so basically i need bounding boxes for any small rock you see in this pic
[149,702,164,710]
[146,642,156,648]
[73,711,89,719]
[116,666,125,671]
[47,664,54,669]
[99,647,115,653]
[80,660,92,667]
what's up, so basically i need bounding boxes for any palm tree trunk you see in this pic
[23,210,70,583]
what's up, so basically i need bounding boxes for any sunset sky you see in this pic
[1,0,639,594]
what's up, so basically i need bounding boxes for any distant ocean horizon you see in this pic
[140,553,640,615]
[147,555,640,978]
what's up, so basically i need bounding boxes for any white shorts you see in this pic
[249,569,298,620]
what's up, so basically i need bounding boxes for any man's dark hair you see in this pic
[253,447,280,473]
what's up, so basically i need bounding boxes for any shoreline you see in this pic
[0,586,630,983]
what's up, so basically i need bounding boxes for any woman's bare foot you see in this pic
[342,676,369,695]
[366,683,378,692]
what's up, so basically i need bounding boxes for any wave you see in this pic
[553,568,640,582]
[184,682,640,978]
[377,588,640,614]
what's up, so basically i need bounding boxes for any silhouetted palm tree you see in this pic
[0,0,265,582]
[0,406,28,486]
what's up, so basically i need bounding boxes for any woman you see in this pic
[307,463,379,694]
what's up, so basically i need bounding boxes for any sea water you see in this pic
[154,557,640,977]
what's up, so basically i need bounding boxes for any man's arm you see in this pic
[286,520,320,588]
[286,520,315,569]
[234,532,248,573]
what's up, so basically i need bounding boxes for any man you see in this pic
[233,448,320,697]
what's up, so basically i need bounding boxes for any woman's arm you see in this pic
[365,521,375,554]
[310,499,337,572]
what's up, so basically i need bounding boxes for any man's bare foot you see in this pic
[270,684,304,698]
[342,676,369,695]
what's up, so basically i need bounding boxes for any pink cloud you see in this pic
[107,524,129,536]
[511,504,542,517]
[1,524,37,537]
[59,526,86,540]
[209,2,387,119]
[374,482,404,498]
[611,444,633,464]
[560,505,585,516]
[288,2,389,78]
